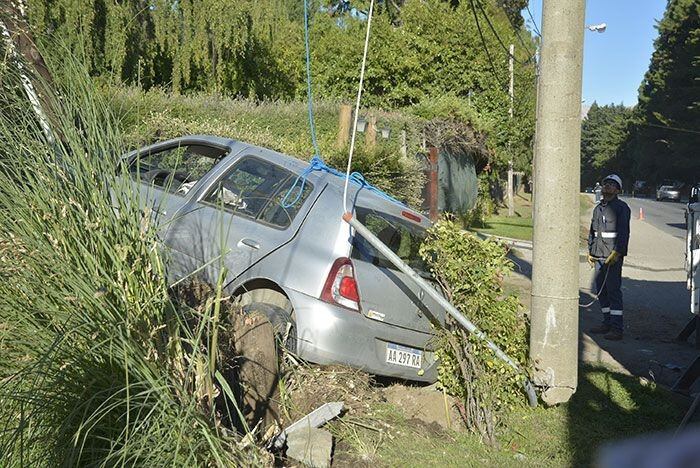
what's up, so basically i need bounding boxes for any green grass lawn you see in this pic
[472,193,596,243]
[472,191,534,241]
[334,365,685,467]
[475,215,534,241]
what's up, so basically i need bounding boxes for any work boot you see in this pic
[589,323,611,334]
[603,329,623,341]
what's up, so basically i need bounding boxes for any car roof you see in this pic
[128,135,429,228]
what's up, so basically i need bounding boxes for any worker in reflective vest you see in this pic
[587,174,631,341]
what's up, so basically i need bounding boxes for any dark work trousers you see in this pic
[595,258,624,332]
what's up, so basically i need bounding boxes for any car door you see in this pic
[688,201,700,314]
[127,141,232,236]
[163,148,315,285]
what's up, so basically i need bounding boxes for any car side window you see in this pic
[202,157,313,228]
[129,144,227,195]
[258,177,314,228]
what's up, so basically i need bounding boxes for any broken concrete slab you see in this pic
[286,427,333,468]
[272,401,344,449]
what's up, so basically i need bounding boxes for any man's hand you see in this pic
[587,254,596,268]
[605,250,620,265]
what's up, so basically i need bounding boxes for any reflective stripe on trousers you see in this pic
[596,259,624,332]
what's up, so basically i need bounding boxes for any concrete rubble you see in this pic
[272,401,344,466]
[286,427,334,468]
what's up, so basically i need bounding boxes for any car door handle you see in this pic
[239,238,260,250]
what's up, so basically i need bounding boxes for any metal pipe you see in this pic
[342,212,538,407]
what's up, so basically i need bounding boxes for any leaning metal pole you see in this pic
[529,0,586,405]
[343,212,538,407]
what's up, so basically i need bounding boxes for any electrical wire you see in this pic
[641,122,700,135]
[281,0,403,209]
[500,5,537,62]
[525,5,542,38]
[580,259,611,308]
[474,0,531,65]
[467,0,505,89]
[343,0,375,214]
[303,0,320,158]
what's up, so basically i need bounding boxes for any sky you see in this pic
[526,0,668,107]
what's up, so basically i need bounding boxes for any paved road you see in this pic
[623,196,687,240]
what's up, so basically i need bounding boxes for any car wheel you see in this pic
[241,302,297,354]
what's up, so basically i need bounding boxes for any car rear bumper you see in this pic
[286,288,439,383]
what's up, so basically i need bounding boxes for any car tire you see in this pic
[241,302,297,354]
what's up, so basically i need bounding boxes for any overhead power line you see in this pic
[642,122,700,135]
[499,4,537,60]
[526,5,542,37]
[467,0,506,88]
[475,0,532,65]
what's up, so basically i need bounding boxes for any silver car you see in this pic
[657,185,681,202]
[124,135,446,382]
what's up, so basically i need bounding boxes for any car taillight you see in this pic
[320,257,361,311]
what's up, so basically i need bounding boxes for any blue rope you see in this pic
[282,0,404,210]
[304,0,320,158]
[281,156,405,208]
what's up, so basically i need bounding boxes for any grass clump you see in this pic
[420,217,530,443]
[0,50,264,465]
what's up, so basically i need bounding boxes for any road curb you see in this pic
[473,232,594,259]
[473,232,533,250]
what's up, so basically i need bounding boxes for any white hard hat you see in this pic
[603,174,622,190]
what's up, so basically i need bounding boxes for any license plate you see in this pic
[386,343,422,369]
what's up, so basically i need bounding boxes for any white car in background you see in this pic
[657,185,681,202]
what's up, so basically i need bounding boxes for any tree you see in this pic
[310,0,537,170]
[22,0,538,172]
[580,102,633,187]
[622,0,700,184]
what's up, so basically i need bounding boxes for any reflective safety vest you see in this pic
[588,197,631,258]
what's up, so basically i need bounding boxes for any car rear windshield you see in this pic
[350,207,430,277]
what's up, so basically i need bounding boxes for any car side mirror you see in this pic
[691,187,699,204]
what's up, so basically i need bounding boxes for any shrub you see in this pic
[0,49,263,466]
[419,217,529,443]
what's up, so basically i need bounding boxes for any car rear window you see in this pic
[350,207,430,277]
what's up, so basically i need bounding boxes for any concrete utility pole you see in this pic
[507,43,515,217]
[529,0,585,405]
